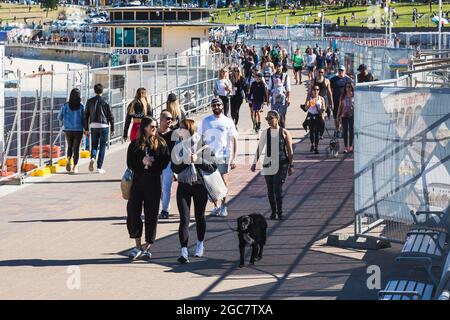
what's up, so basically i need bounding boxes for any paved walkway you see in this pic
[0,78,402,299]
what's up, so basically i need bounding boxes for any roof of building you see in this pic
[94,21,222,27]
[108,6,212,12]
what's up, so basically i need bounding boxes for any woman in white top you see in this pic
[214,68,233,117]
[304,85,326,154]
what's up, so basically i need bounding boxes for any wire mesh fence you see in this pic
[0,52,226,182]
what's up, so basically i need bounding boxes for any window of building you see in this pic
[136,11,149,20]
[124,28,135,47]
[115,27,123,47]
[124,11,134,21]
[150,11,163,21]
[165,11,176,20]
[111,27,115,47]
[114,11,123,21]
[178,12,190,21]
[191,12,201,20]
[202,12,210,20]
[110,12,114,21]
[136,27,149,47]
[150,28,162,47]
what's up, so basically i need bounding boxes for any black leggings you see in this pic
[219,95,230,117]
[177,182,208,248]
[230,96,243,125]
[127,177,161,244]
[342,116,354,147]
[308,114,323,147]
[264,164,288,215]
[65,131,83,165]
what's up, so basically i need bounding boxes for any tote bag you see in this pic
[198,168,228,203]
[120,168,133,200]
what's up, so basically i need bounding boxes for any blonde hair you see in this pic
[219,68,229,80]
[180,119,197,136]
[128,88,150,116]
[166,99,181,123]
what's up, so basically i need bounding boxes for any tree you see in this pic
[42,0,58,17]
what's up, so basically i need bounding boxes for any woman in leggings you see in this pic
[171,119,217,264]
[251,111,294,220]
[58,88,85,174]
[338,83,355,153]
[126,117,170,261]
[304,85,326,154]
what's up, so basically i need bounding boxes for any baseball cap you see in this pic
[256,72,263,77]
[338,65,346,71]
[211,98,223,106]
[357,64,367,72]
[167,93,177,102]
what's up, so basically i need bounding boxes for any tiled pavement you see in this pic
[0,78,405,300]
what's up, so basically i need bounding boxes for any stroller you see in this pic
[324,127,340,158]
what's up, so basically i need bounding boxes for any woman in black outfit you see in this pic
[126,116,170,260]
[251,111,294,220]
[171,119,217,264]
[230,68,247,127]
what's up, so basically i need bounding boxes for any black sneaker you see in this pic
[314,148,319,154]
[159,210,169,219]
[310,145,314,152]
[277,213,284,220]
[270,213,277,220]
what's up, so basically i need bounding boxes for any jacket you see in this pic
[58,103,85,132]
[126,139,170,183]
[84,95,115,131]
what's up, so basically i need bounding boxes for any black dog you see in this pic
[237,213,268,268]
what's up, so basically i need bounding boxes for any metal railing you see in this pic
[0,52,226,183]
[6,41,111,53]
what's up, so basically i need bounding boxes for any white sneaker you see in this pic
[219,205,228,217]
[177,247,189,263]
[98,168,106,174]
[195,241,204,257]
[142,250,152,260]
[210,206,220,216]
[89,159,95,172]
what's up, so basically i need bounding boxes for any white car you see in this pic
[128,0,141,6]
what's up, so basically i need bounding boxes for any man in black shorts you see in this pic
[330,65,352,136]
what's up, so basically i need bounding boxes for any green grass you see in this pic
[0,3,83,23]
[211,3,450,29]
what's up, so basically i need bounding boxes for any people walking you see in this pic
[126,117,170,260]
[214,68,233,117]
[230,68,247,128]
[84,84,115,174]
[251,110,294,220]
[270,78,288,128]
[356,64,376,83]
[123,88,152,142]
[249,72,269,132]
[338,83,355,154]
[166,93,186,130]
[292,48,304,85]
[158,110,176,219]
[58,88,85,174]
[305,47,317,82]
[171,119,218,263]
[199,98,238,217]
[330,65,352,136]
[309,68,334,137]
[304,85,326,154]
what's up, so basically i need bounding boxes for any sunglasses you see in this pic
[319,71,324,74]
[150,125,158,129]
[212,104,222,107]
[266,117,275,121]
[164,117,173,121]
[313,88,320,91]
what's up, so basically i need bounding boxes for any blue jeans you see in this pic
[160,162,173,213]
[90,128,109,169]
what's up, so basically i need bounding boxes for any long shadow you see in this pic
[26,179,122,185]
[9,216,126,223]
[0,258,131,267]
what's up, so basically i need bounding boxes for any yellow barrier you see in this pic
[31,167,51,177]
[48,164,60,174]
[80,150,91,158]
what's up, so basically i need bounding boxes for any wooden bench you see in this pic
[410,208,450,231]
[379,248,450,300]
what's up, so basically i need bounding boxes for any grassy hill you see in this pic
[211,3,450,29]
[0,3,84,24]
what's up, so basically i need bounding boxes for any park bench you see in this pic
[379,249,450,300]
[393,209,450,281]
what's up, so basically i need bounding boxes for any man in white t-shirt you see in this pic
[199,98,238,217]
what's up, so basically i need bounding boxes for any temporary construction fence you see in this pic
[354,74,450,243]
[244,38,414,81]
[0,52,226,183]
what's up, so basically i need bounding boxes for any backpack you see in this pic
[270,73,288,91]
[273,87,286,106]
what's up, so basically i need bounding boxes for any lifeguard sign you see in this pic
[113,48,150,55]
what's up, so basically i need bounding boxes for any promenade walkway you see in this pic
[0,80,402,299]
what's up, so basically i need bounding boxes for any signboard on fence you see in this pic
[0,43,4,154]
[355,87,450,224]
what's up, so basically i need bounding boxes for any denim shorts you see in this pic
[217,157,231,174]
